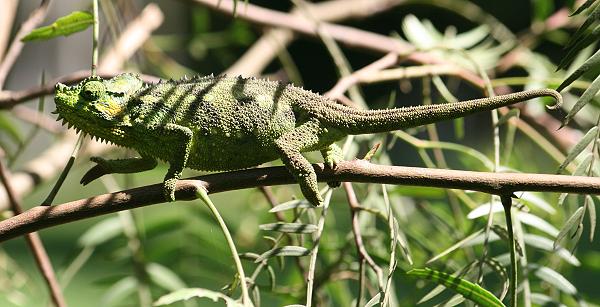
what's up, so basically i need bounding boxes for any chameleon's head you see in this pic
[54,73,143,136]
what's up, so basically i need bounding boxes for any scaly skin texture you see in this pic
[54,73,562,205]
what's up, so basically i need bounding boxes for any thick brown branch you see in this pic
[1,160,599,243]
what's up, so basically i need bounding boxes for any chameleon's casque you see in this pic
[54,73,562,205]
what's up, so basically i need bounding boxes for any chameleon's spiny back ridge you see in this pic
[300,89,562,134]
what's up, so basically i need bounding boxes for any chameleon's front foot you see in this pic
[81,157,113,185]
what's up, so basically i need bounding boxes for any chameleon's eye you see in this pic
[81,81,105,100]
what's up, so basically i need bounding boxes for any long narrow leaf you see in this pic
[557,126,598,173]
[22,11,94,42]
[259,222,317,234]
[587,195,597,241]
[427,229,484,264]
[407,268,506,307]
[557,48,600,92]
[153,288,242,306]
[562,74,600,126]
[554,207,585,249]
[571,0,598,16]
[255,246,311,263]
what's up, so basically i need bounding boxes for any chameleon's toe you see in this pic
[81,157,110,185]
[163,178,178,202]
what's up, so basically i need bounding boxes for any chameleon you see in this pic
[53,73,562,206]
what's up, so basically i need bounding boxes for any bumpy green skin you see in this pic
[54,73,562,205]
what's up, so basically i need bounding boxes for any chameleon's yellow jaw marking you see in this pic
[94,99,125,117]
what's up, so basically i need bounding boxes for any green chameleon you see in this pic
[54,73,562,206]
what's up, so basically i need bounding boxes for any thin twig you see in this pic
[0,160,66,307]
[2,160,600,242]
[343,182,385,290]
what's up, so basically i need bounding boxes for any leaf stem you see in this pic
[502,195,517,307]
[196,187,251,306]
[92,0,99,75]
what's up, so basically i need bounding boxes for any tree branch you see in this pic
[1,160,599,243]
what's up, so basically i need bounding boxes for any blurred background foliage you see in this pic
[0,0,599,306]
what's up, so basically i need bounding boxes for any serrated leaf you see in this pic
[78,216,123,247]
[255,246,311,263]
[558,48,600,92]
[554,206,585,249]
[523,234,581,266]
[519,212,560,237]
[269,200,312,213]
[530,264,577,295]
[427,229,484,264]
[259,222,317,234]
[147,263,186,291]
[407,268,506,307]
[557,126,598,173]
[587,195,596,241]
[22,11,94,42]
[153,288,242,306]
[571,0,598,15]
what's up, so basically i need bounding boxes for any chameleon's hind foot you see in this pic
[163,178,177,202]
[321,144,343,188]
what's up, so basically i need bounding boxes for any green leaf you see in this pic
[22,11,94,42]
[147,263,187,291]
[557,126,598,173]
[259,222,317,234]
[554,206,585,249]
[519,212,560,237]
[402,15,439,48]
[78,217,123,247]
[557,26,600,70]
[269,199,312,213]
[571,0,598,15]
[557,48,600,92]
[565,4,600,49]
[573,153,593,176]
[530,264,577,295]
[587,195,596,241]
[101,276,137,307]
[0,112,23,144]
[523,234,581,266]
[427,229,484,264]
[531,293,568,307]
[467,201,503,219]
[563,73,600,126]
[153,288,242,306]
[364,293,381,307]
[407,268,506,307]
[520,192,556,214]
[255,246,311,263]
[450,25,490,49]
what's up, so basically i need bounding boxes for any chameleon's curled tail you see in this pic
[306,89,562,135]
